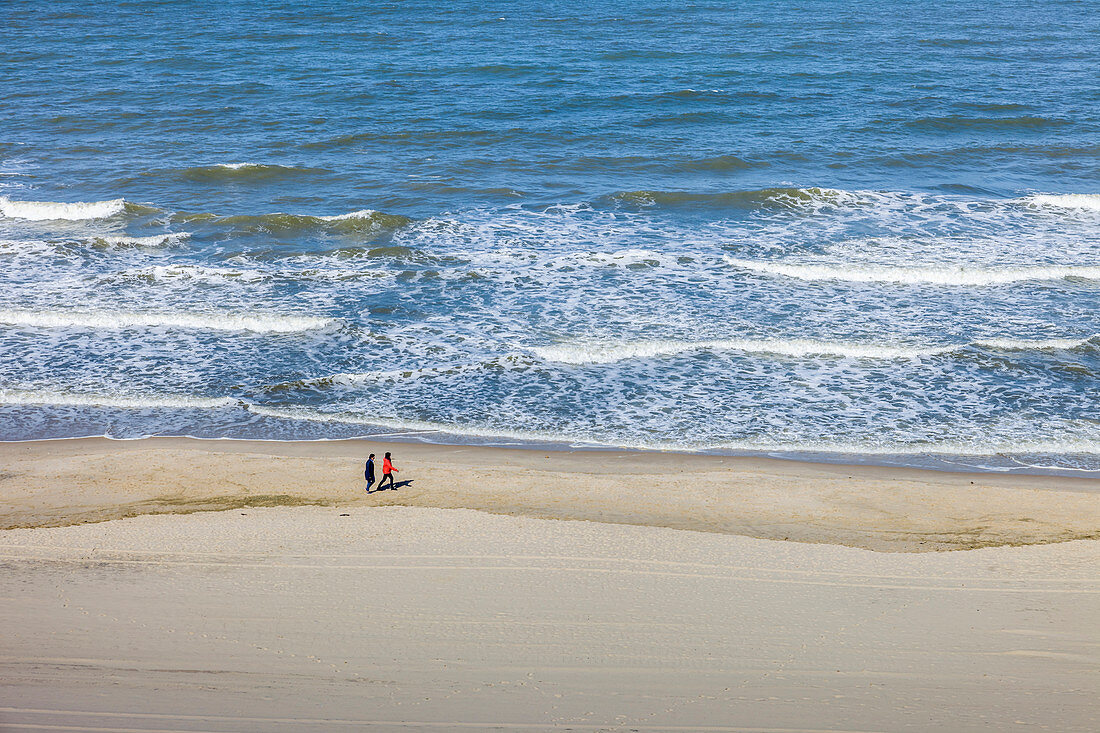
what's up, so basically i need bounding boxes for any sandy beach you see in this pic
[1,439,1099,731]
[2,437,1100,551]
[2,505,1098,732]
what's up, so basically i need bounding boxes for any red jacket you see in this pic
[382,458,393,473]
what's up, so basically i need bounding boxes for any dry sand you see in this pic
[1,506,1097,732]
[2,438,1099,731]
[2,437,1099,551]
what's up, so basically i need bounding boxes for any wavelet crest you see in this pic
[723,256,1100,285]
[179,163,323,181]
[182,208,412,234]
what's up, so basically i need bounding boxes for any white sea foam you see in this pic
[1025,194,1100,212]
[532,338,954,364]
[0,309,334,333]
[278,357,533,390]
[318,209,382,221]
[93,233,190,247]
[238,406,1100,458]
[100,264,268,284]
[0,196,127,221]
[216,162,260,170]
[246,405,628,447]
[567,249,667,266]
[0,388,237,410]
[723,256,1100,285]
[534,333,1100,364]
[711,435,1100,457]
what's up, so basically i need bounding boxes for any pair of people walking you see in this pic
[365,452,398,492]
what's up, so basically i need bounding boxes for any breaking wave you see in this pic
[90,233,190,248]
[0,309,335,333]
[723,256,1100,285]
[0,196,129,221]
[1024,193,1100,212]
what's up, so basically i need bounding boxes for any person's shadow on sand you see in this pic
[367,480,414,493]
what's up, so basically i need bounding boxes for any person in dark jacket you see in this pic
[364,453,376,492]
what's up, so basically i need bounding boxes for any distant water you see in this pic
[2,0,1099,474]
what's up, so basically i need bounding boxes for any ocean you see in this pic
[2,0,1098,474]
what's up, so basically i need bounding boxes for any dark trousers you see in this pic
[377,472,395,490]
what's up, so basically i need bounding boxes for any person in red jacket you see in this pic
[377,452,398,490]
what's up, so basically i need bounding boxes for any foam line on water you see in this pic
[723,256,1100,285]
[0,196,128,221]
[271,357,537,390]
[534,334,1098,364]
[711,435,1100,457]
[246,405,638,448]
[244,406,1100,457]
[532,338,957,364]
[98,264,269,284]
[973,335,1098,350]
[0,309,335,333]
[0,388,237,410]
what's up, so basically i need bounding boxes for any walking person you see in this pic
[364,453,376,492]
[377,451,398,491]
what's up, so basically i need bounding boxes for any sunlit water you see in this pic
[2,0,1099,474]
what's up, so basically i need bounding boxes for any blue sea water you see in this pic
[1,0,1099,473]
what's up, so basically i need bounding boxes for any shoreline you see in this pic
[4,429,1099,479]
[3,436,1099,552]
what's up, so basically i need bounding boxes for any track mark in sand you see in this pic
[0,724,233,733]
[0,707,890,732]
[997,649,1098,662]
[1,544,1095,583]
[0,552,1096,593]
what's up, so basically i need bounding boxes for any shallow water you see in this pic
[2,0,1099,473]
